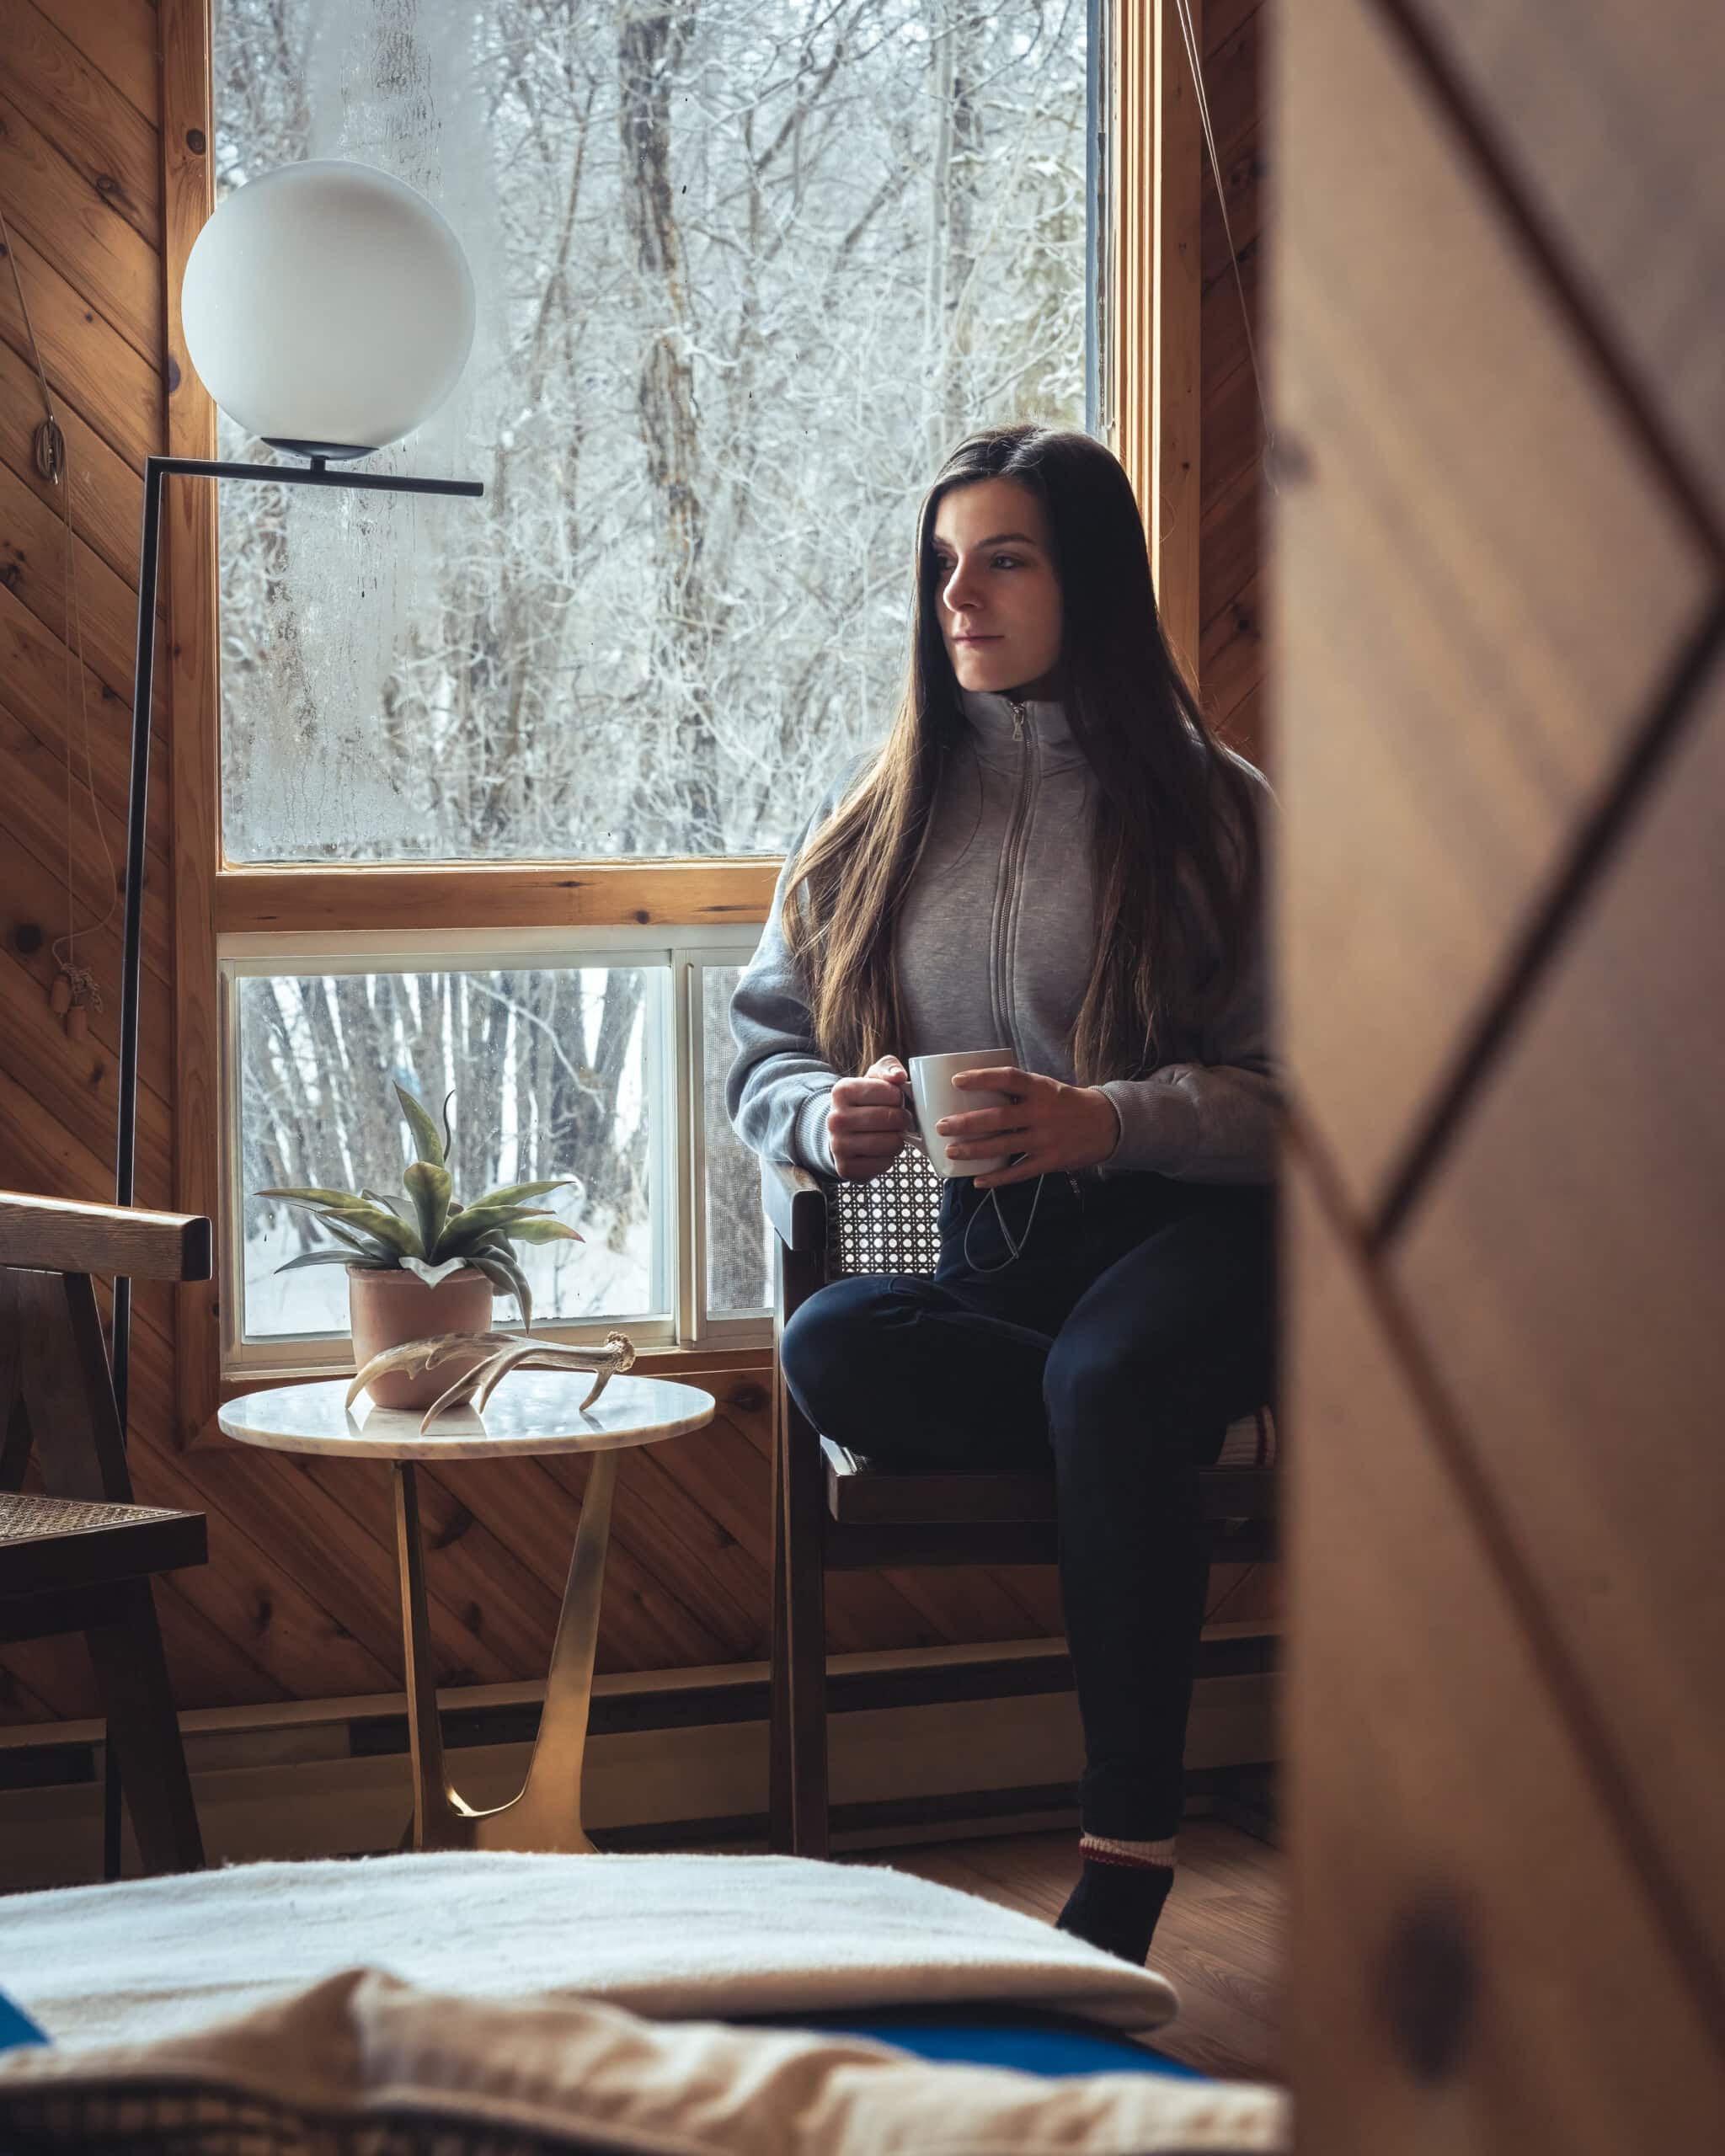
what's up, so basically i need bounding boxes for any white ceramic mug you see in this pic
[908,1049,1015,1179]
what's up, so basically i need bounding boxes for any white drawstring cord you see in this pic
[960,1172,1048,1274]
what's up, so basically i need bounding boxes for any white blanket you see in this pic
[4,1849,1181,2048]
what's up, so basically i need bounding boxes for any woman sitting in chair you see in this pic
[727,422,1276,1966]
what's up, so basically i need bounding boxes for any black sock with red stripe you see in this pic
[1055,1835,1176,1965]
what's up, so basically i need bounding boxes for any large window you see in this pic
[209,0,1098,1368]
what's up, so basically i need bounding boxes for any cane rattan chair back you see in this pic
[824,1145,947,1278]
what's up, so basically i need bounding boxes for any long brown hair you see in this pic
[783,424,1263,1084]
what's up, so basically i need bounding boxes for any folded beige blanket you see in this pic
[6,1849,1182,2049]
[0,1967,1291,2153]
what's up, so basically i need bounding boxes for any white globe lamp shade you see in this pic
[180,160,476,458]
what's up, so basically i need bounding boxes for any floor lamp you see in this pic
[109,160,483,1876]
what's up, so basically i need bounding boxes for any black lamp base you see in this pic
[261,436,377,462]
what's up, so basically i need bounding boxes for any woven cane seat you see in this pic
[0,1490,206,1598]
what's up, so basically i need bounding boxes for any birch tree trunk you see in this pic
[617,0,718,852]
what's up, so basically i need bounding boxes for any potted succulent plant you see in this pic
[256,1081,582,1408]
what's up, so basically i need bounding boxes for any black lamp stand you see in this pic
[107,450,483,1875]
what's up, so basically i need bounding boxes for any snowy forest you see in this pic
[220,0,1092,1342]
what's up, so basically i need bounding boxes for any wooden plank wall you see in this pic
[1199,0,1269,766]
[0,3,1273,1731]
[1276,0,1725,2143]
[0,0,185,1722]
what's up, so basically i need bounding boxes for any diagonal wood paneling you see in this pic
[1396,0,1725,541]
[1198,456,1260,658]
[0,332,162,590]
[1274,0,1711,1220]
[1194,0,1264,168]
[1185,0,1279,1656]
[1389,660,1725,1988]
[0,691,174,988]
[0,939,170,1182]
[1199,0,1269,764]
[0,859,174,1110]
[1200,567,1261,737]
[0,86,162,360]
[0,457,168,711]
[0,3,162,249]
[1286,1155,1725,2152]
[29,0,162,126]
[0,223,162,473]
[0,1054,161,1214]
[0,577,170,854]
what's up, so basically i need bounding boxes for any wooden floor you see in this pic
[867,1820,1285,2084]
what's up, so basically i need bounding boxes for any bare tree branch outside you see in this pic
[218,0,1091,1344]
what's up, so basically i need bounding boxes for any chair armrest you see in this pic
[0,1192,213,1282]
[762,1158,828,1256]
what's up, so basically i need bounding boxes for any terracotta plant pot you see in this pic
[347,1265,496,1411]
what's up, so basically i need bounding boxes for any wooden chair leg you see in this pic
[768,1400,795,1854]
[0,1393,28,1494]
[780,1392,830,1859]
[84,1577,205,1875]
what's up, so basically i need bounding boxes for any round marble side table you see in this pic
[219,1372,715,1854]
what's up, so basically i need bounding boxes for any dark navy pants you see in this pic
[778,1169,1277,1840]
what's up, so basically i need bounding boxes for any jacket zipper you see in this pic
[991,699,1035,1068]
[996,701,1083,1208]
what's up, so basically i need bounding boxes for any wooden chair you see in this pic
[765,1147,1278,1857]
[0,1190,213,1875]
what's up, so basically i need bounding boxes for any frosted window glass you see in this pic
[237,964,663,1341]
[213,0,1092,865]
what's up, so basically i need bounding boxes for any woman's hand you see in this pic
[938,1066,1119,1188]
[827,1056,911,1182]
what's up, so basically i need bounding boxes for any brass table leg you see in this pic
[393,1450,617,1853]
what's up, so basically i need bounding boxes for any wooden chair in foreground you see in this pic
[766,1147,1279,1858]
[0,1190,213,1875]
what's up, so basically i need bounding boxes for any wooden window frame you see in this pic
[217,923,771,1379]
[1110,0,1204,681]
[158,0,1197,1440]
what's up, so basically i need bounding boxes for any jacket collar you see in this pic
[956,688,1086,771]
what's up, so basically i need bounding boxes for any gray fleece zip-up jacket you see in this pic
[726,689,1279,1183]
